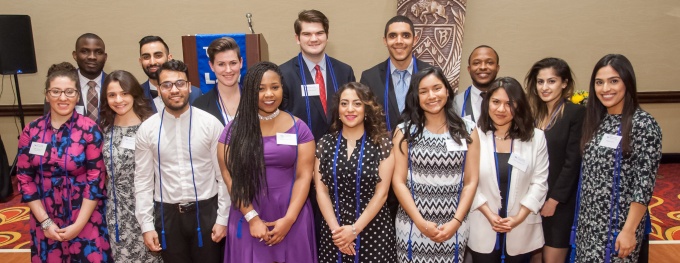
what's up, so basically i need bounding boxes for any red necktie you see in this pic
[315,65,327,113]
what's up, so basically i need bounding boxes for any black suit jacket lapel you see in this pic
[208,89,227,126]
[380,60,400,125]
[324,59,340,120]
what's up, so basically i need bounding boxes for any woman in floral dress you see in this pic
[575,54,662,262]
[100,70,161,262]
[17,62,112,262]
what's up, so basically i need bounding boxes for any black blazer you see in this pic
[544,102,585,204]
[192,88,228,126]
[359,58,431,132]
[280,55,355,141]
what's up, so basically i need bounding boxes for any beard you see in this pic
[144,67,159,80]
[161,95,189,112]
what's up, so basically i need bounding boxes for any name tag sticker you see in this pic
[599,134,622,149]
[75,106,85,115]
[29,142,48,156]
[120,136,136,150]
[508,153,528,172]
[445,139,467,152]
[301,84,320,96]
[276,133,298,146]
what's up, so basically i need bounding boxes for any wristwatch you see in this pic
[40,218,53,231]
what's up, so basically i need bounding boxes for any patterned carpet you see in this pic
[0,188,30,249]
[649,163,680,240]
[1,163,679,249]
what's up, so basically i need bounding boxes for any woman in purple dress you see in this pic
[217,61,317,262]
[16,62,112,262]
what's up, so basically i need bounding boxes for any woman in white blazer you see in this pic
[467,77,549,263]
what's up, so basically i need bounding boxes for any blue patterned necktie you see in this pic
[396,70,408,113]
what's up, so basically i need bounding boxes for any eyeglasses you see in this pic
[46,89,79,98]
[159,80,189,91]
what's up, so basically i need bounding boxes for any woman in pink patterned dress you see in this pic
[16,62,112,262]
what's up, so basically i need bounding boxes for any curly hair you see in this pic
[98,70,153,131]
[328,82,388,145]
[225,61,283,207]
[44,62,79,92]
[399,67,471,152]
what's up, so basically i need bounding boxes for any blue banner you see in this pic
[195,33,248,94]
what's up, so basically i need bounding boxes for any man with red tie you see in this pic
[279,9,356,248]
[280,9,356,142]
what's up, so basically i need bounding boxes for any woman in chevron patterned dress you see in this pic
[392,67,480,263]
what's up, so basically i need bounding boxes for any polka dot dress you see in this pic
[316,133,396,263]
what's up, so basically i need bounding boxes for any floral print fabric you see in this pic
[17,113,112,262]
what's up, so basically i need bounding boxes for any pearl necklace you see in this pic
[258,109,280,121]
[494,132,510,141]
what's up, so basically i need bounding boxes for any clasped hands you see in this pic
[487,213,522,233]
[43,222,84,242]
[331,225,357,256]
[249,216,294,246]
[417,220,461,243]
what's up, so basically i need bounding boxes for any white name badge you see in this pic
[599,134,622,149]
[508,153,528,172]
[75,106,85,115]
[29,142,48,156]
[276,133,298,146]
[301,84,320,96]
[120,136,136,150]
[445,139,467,152]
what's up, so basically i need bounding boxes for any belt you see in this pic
[156,195,216,214]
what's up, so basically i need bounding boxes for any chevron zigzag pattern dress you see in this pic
[395,123,469,263]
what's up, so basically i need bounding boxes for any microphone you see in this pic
[246,13,254,34]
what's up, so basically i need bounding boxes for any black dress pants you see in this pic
[154,195,224,263]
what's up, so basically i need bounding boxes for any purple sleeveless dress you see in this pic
[220,119,317,263]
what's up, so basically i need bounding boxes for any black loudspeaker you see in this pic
[0,15,37,74]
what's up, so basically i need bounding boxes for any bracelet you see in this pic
[453,217,463,225]
[40,218,53,231]
[351,224,357,236]
[244,210,259,222]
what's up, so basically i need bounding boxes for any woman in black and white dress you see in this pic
[393,67,480,263]
[315,82,396,262]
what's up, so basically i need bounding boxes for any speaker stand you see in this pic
[13,73,26,130]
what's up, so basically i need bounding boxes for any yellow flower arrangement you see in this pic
[571,90,589,105]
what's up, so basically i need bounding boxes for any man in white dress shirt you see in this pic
[44,33,108,119]
[135,59,228,263]
[453,45,500,123]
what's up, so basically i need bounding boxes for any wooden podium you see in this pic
[181,33,268,86]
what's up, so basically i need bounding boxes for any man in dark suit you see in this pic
[44,33,107,120]
[360,15,430,132]
[453,45,500,124]
[279,9,355,248]
[280,9,355,141]
[138,36,201,113]
[360,16,430,222]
